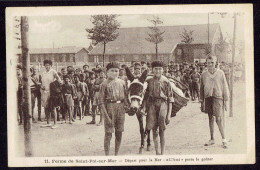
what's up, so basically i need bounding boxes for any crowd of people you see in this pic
[16,59,244,127]
[16,57,244,155]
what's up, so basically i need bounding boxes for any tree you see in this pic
[179,28,194,44]
[86,15,120,67]
[179,28,194,62]
[146,16,165,60]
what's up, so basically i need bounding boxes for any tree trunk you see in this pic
[103,42,106,67]
[230,13,236,117]
[21,16,33,156]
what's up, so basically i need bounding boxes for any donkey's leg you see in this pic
[136,112,145,154]
[146,129,152,151]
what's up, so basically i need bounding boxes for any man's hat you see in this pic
[183,62,188,65]
[106,62,120,71]
[151,61,164,68]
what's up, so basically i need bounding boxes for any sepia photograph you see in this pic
[6,4,254,167]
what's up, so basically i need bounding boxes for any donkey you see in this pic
[125,67,152,154]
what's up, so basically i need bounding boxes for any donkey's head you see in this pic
[125,67,148,115]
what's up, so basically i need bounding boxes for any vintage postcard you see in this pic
[6,4,254,167]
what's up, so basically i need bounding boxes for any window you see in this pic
[121,55,125,62]
[54,54,59,62]
[94,56,99,62]
[35,55,39,62]
[62,54,66,62]
[30,55,35,62]
[109,55,115,62]
[159,55,164,61]
[69,54,74,62]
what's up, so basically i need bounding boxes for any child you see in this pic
[73,74,85,120]
[80,73,89,119]
[85,71,95,116]
[200,55,229,149]
[49,74,64,128]
[143,61,174,155]
[98,62,128,156]
[30,65,42,122]
[87,68,105,125]
[62,75,77,124]
[191,67,200,101]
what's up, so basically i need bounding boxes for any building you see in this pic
[17,46,89,66]
[88,23,226,65]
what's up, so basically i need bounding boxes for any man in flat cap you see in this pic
[143,61,174,155]
[98,62,128,156]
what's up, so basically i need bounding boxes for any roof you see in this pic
[89,24,220,55]
[17,46,88,54]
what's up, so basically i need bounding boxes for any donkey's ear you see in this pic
[139,69,148,83]
[125,67,134,82]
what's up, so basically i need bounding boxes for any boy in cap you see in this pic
[200,55,229,149]
[98,62,128,156]
[143,61,174,155]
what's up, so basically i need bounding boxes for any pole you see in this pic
[103,42,106,67]
[21,16,33,156]
[230,13,236,117]
[208,12,210,45]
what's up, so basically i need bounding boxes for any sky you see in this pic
[25,13,244,49]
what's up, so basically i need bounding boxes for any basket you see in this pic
[171,90,189,117]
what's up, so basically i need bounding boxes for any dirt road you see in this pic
[15,82,247,156]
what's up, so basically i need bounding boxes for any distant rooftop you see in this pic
[16,46,88,54]
[89,23,221,55]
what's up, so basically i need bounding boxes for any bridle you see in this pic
[128,80,147,106]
